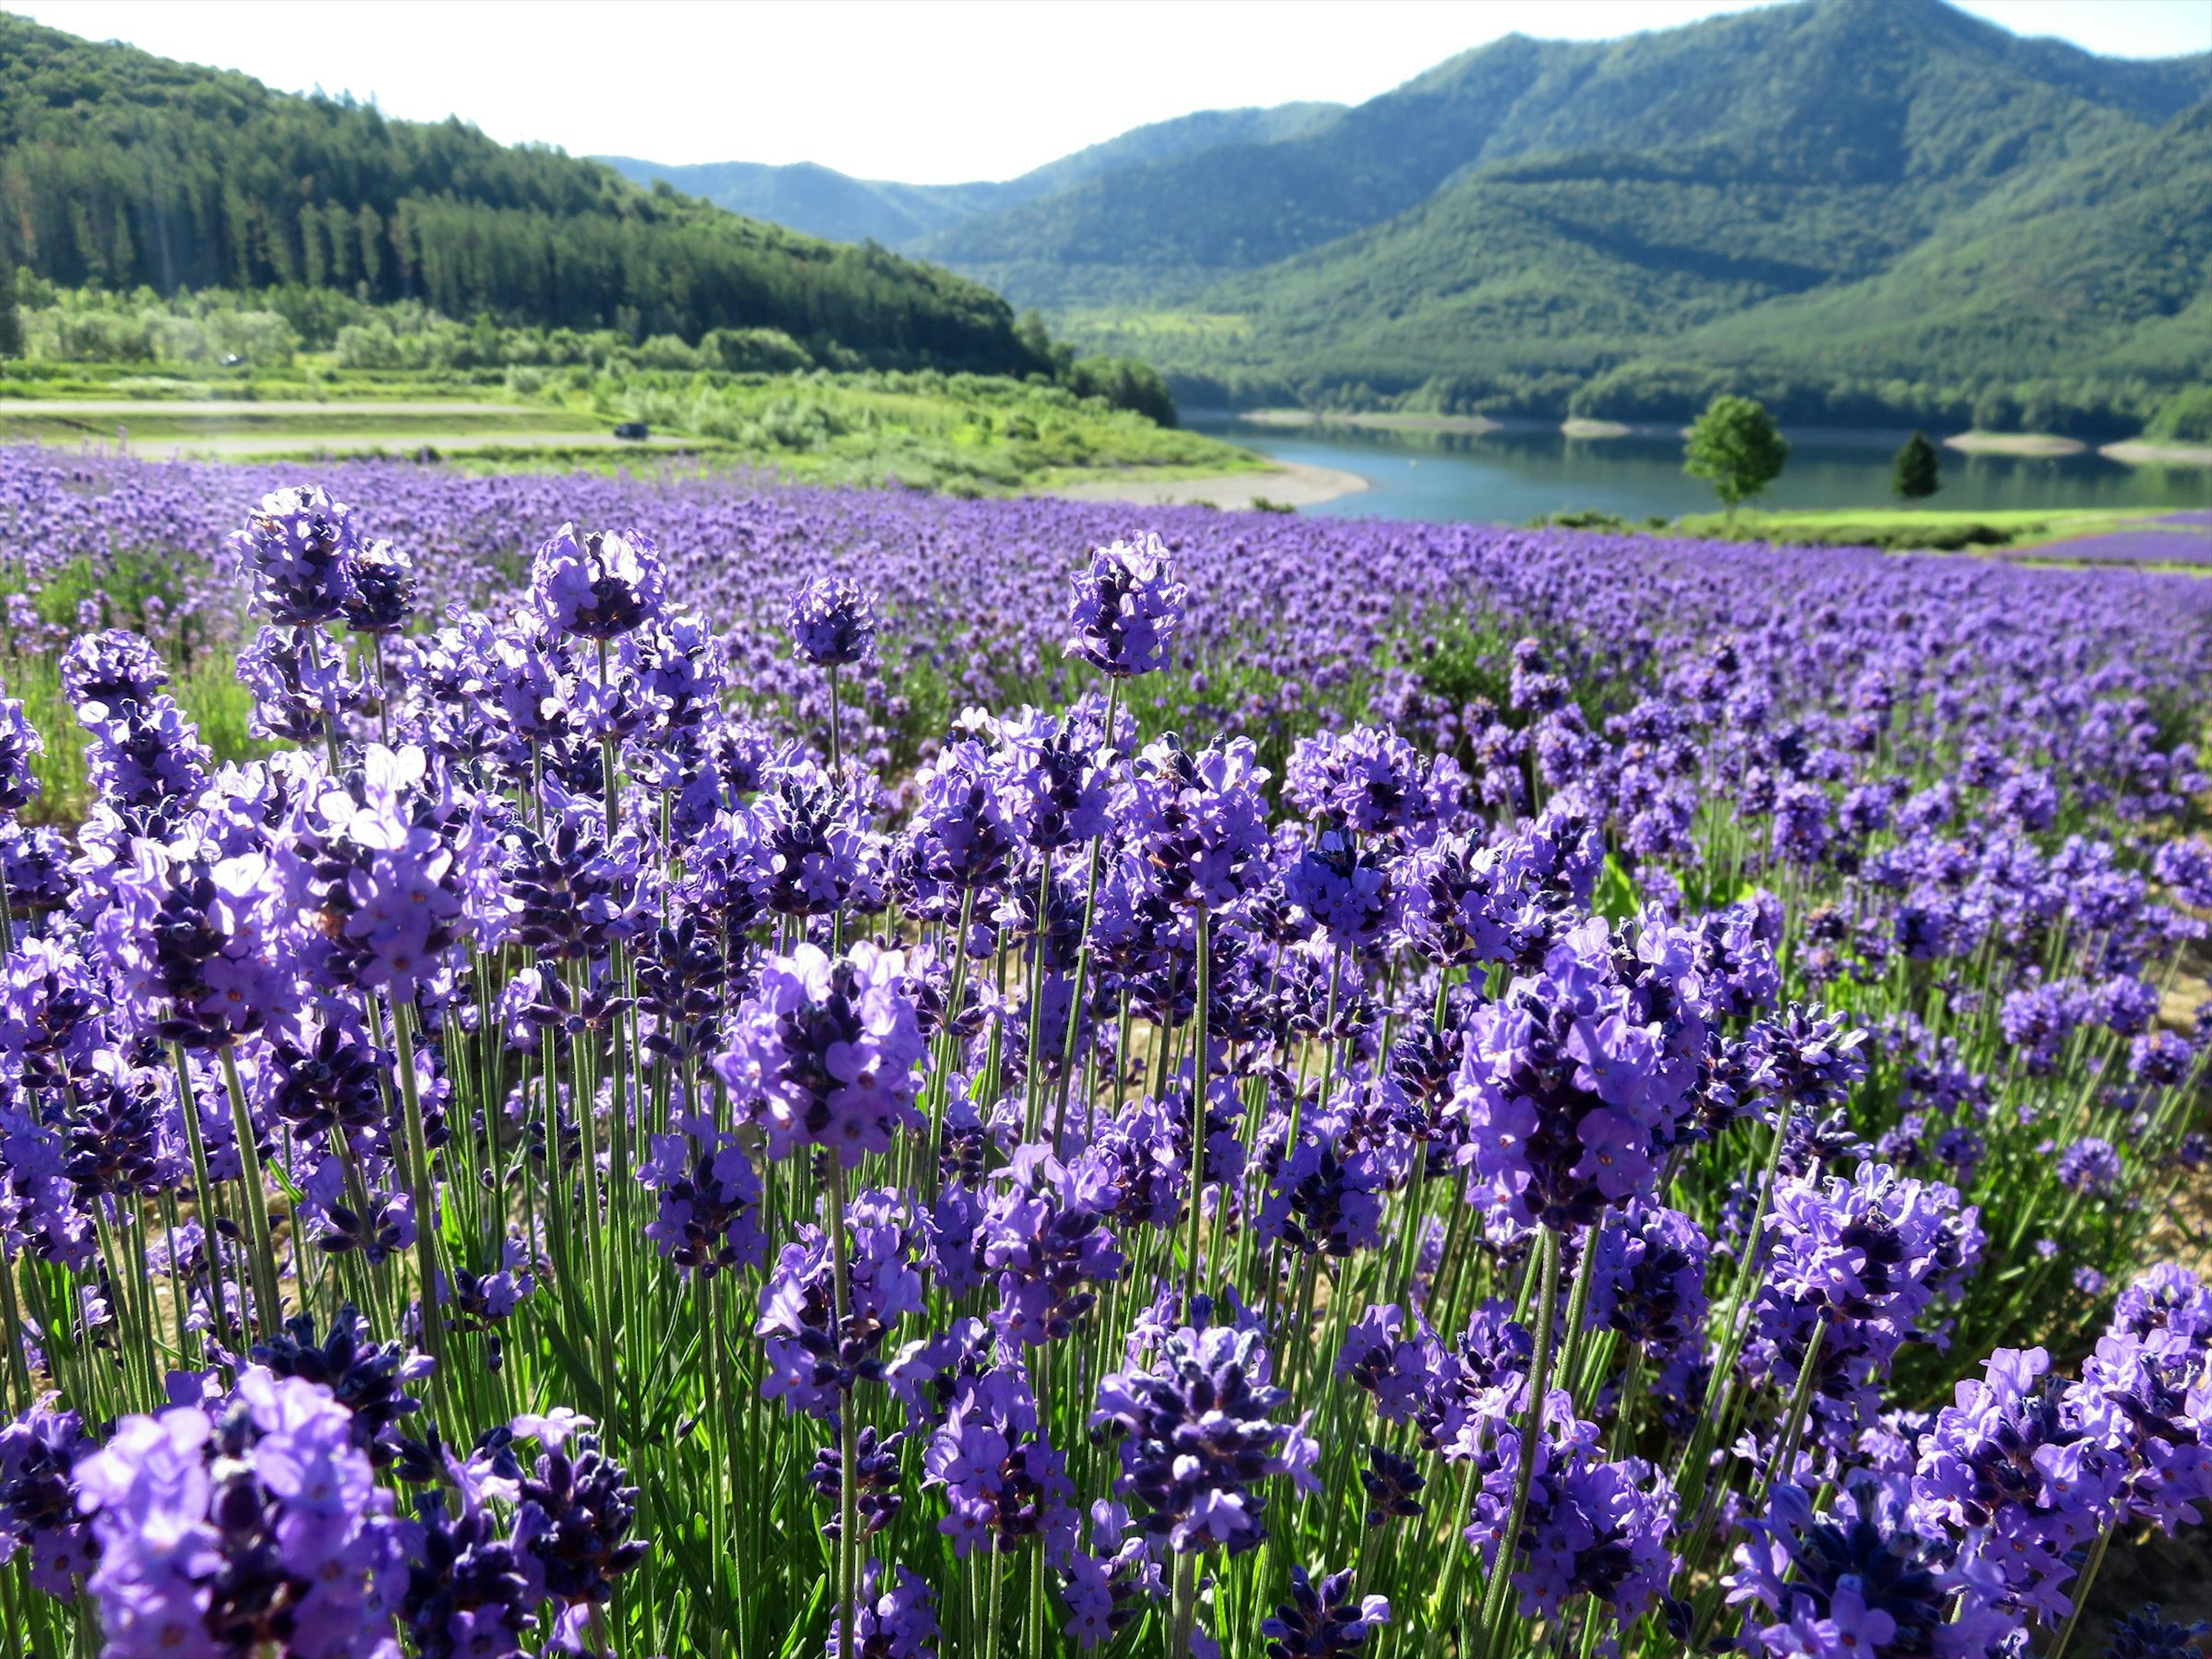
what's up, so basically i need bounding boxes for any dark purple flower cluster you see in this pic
[1742,1161,1984,1450]
[786,574,878,668]
[76,1369,411,1658]
[1450,910,1715,1230]
[1091,1302,1317,1556]
[715,942,928,1168]
[1064,533,1185,679]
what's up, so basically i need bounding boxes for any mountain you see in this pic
[915,0,2210,427]
[597,102,1341,253]
[0,13,1043,373]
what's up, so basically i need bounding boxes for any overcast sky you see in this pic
[12,0,2210,184]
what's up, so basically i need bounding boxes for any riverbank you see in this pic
[1674,506,2209,565]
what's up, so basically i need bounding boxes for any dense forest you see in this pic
[0,13,1044,374]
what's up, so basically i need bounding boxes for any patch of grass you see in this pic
[1669,506,2181,552]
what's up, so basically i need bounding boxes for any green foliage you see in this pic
[2146,384,2212,445]
[1892,430,1941,501]
[1062,354,1177,426]
[1683,395,1789,516]
[0,262,19,359]
[589,369,1237,491]
[0,13,1045,374]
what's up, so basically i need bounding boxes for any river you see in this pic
[1183,414,2212,524]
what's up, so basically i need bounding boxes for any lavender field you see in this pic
[0,444,2209,1659]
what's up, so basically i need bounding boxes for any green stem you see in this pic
[168,1044,228,1353]
[389,999,448,1391]
[1184,904,1210,1309]
[218,1047,284,1338]
[2046,1520,2115,1659]
[825,1156,858,1659]
[1474,1225,1563,1659]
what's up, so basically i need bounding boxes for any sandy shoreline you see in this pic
[2100,440,2212,467]
[1944,431,2086,457]
[1042,461,1370,510]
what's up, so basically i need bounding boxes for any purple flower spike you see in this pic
[531,524,666,641]
[229,484,361,625]
[1065,533,1185,679]
[715,942,928,1169]
[1261,1566,1389,1657]
[1091,1300,1315,1556]
[0,683,44,815]
[786,574,878,668]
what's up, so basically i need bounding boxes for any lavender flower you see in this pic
[1260,1566,1390,1657]
[714,942,927,1168]
[786,575,878,668]
[828,1559,939,1658]
[531,524,666,640]
[1726,1478,2016,1658]
[0,683,44,815]
[229,484,361,625]
[1449,911,1714,1230]
[0,1403,95,1597]
[1091,1302,1316,1556]
[1065,533,1185,679]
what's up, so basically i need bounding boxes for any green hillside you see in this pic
[0,13,1042,373]
[931,0,2208,429]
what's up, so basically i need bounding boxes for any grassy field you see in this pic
[0,361,1263,491]
[1669,505,2195,553]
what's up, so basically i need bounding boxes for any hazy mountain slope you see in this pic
[597,102,1341,251]
[0,14,1041,371]
[594,158,1002,246]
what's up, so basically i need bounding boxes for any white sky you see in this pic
[11,0,2210,184]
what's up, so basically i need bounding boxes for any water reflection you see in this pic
[1184,414,2211,525]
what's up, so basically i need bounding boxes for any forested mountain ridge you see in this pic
[0,13,1044,373]
[922,0,2206,310]
[597,101,1342,251]
[910,0,2210,427]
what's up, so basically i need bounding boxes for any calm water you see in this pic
[1184,415,2212,524]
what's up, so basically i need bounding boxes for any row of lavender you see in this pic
[0,446,2205,1658]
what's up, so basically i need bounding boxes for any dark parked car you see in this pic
[613,421,650,440]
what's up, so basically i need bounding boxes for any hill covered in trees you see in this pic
[883,0,2206,431]
[0,13,1043,374]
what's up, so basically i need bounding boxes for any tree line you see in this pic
[0,13,1042,374]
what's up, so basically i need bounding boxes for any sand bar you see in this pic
[2100,440,2212,468]
[1944,431,2086,457]
[1561,418,1632,439]
[1043,461,1369,510]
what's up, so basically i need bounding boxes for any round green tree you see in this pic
[1892,430,1941,501]
[1683,394,1789,523]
